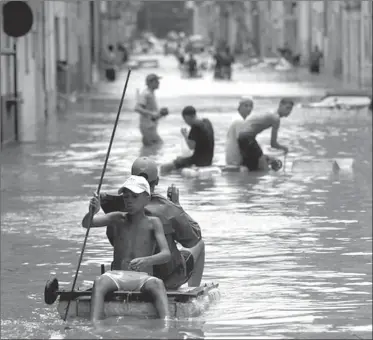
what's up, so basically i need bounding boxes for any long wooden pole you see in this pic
[63,69,132,321]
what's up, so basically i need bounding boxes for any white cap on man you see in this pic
[118,175,151,195]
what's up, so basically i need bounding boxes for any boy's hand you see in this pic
[89,193,100,215]
[129,257,151,272]
[167,184,180,205]
[282,146,289,154]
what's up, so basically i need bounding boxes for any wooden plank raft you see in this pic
[58,283,217,303]
[57,283,220,319]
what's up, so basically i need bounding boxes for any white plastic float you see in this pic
[181,166,222,179]
[44,277,220,320]
[291,158,355,173]
[180,164,275,179]
[302,91,371,109]
[179,158,354,178]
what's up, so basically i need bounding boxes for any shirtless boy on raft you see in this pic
[82,175,171,323]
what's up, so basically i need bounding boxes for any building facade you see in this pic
[99,0,141,68]
[193,0,371,89]
[0,0,100,148]
[298,0,372,88]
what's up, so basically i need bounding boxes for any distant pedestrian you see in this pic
[309,45,323,74]
[102,45,117,81]
[186,53,197,77]
[117,43,128,63]
[221,47,234,80]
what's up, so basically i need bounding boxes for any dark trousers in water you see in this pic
[237,132,264,171]
[309,64,320,74]
[105,68,116,82]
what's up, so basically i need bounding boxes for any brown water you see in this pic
[1,64,372,339]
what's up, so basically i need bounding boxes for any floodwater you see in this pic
[1,58,372,339]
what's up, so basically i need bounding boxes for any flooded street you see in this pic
[1,59,372,339]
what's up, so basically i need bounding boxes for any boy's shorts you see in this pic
[102,270,154,292]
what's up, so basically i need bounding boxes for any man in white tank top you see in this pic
[225,97,254,166]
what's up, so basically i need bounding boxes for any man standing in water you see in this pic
[135,74,169,146]
[102,157,205,290]
[238,98,294,171]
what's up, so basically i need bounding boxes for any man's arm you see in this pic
[82,211,125,229]
[134,104,159,120]
[147,217,171,265]
[181,127,196,150]
[171,206,202,249]
[270,118,288,153]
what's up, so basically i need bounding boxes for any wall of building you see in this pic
[360,0,372,88]
[1,0,99,148]
[137,1,193,38]
[0,0,45,144]
[293,0,371,89]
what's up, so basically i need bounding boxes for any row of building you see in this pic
[0,0,140,148]
[1,0,372,148]
[193,0,372,89]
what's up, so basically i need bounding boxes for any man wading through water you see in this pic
[135,74,169,146]
[100,157,205,289]
[225,98,283,171]
[238,98,294,171]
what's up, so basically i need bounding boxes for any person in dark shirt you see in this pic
[221,47,234,80]
[213,50,223,79]
[309,45,323,74]
[161,106,214,174]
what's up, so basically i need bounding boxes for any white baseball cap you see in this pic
[118,175,150,195]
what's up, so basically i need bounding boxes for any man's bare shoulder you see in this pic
[148,215,163,229]
[268,111,280,119]
[267,112,280,126]
[137,88,150,102]
[252,111,279,124]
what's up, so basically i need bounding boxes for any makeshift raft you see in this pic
[180,162,283,179]
[302,91,371,109]
[45,278,220,320]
